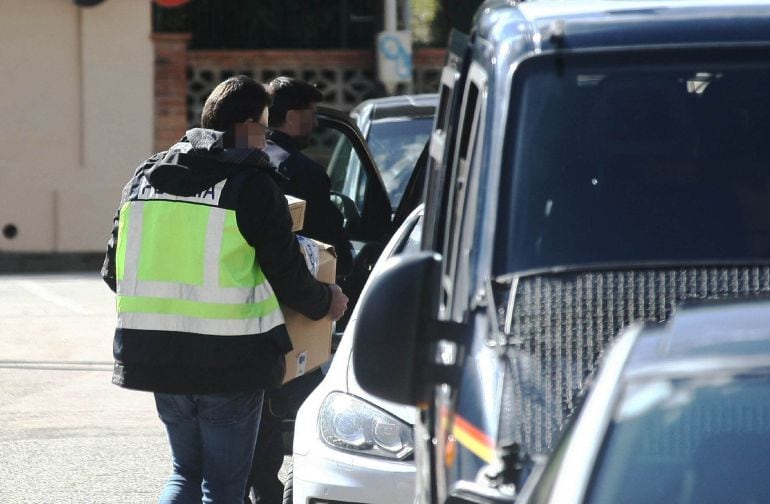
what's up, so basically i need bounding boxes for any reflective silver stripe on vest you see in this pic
[117,199,284,336]
[117,308,285,336]
[118,198,144,299]
[117,278,276,305]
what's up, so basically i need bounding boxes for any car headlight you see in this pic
[318,392,414,460]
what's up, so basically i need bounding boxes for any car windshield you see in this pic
[496,50,770,275]
[366,117,433,208]
[585,373,770,504]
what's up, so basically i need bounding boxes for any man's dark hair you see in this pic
[201,75,271,131]
[267,77,323,128]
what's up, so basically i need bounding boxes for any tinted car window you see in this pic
[310,125,369,213]
[497,51,770,274]
[585,374,770,504]
[367,117,433,208]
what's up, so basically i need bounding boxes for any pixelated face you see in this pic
[234,108,270,149]
[296,104,318,138]
[286,104,318,148]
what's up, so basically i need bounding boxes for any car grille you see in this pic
[499,264,770,455]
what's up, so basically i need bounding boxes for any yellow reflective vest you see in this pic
[115,177,285,336]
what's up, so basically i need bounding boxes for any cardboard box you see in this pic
[282,239,337,383]
[286,195,306,232]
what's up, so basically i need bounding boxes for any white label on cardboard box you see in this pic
[296,236,320,276]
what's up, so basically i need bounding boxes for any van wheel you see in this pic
[282,459,294,504]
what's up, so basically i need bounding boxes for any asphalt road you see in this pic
[0,272,288,503]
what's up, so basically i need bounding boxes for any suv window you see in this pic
[424,65,462,253]
[496,51,770,275]
[442,63,486,317]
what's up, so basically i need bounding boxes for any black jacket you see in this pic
[263,131,353,276]
[102,128,331,394]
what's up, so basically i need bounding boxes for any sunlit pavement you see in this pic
[0,272,168,503]
[0,271,291,503]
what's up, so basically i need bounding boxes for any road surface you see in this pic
[0,272,287,503]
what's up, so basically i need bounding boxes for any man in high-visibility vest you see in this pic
[102,75,348,503]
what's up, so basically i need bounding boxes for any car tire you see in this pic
[282,459,294,504]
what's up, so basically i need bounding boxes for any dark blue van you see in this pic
[353,2,770,503]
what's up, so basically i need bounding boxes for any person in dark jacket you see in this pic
[262,76,353,275]
[245,78,355,504]
[102,75,348,504]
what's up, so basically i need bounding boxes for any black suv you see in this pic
[352,2,770,503]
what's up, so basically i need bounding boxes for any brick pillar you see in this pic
[414,47,447,67]
[152,33,191,153]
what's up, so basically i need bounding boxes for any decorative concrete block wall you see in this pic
[152,34,445,150]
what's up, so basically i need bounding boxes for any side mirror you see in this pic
[352,251,441,405]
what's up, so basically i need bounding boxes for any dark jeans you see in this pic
[245,369,324,504]
[155,390,264,504]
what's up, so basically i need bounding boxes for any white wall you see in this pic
[0,0,153,252]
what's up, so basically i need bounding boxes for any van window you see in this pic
[496,51,770,275]
[425,65,461,253]
[442,64,486,316]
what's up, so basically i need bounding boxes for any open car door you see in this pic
[303,107,393,332]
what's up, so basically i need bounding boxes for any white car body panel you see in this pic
[291,207,423,504]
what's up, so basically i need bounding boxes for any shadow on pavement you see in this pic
[0,253,104,274]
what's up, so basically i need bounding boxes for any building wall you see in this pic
[0,0,441,254]
[0,0,153,253]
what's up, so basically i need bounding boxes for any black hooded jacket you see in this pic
[263,130,353,276]
[102,128,331,394]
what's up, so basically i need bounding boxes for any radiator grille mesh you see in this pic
[499,265,770,455]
